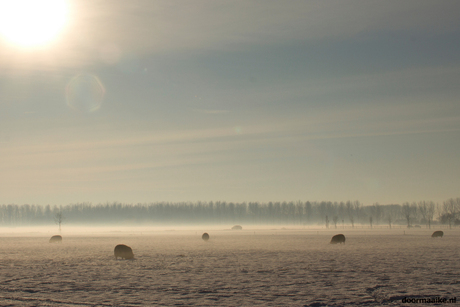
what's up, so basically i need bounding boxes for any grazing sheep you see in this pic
[49,235,62,243]
[231,225,243,230]
[114,244,134,259]
[202,233,210,241]
[330,234,346,244]
[431,231,444,238]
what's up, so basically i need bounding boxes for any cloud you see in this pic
[2,0,459,70]
[120,0,460,52]
[194,109,230,114]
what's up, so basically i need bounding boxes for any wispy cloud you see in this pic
[2,0,459,69]
[194,109,230,114]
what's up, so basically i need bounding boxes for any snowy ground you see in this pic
[0,227,458,306]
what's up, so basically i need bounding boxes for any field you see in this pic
[0,227,458,306]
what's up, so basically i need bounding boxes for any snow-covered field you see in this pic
[0,227,458,306]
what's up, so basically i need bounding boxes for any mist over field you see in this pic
[0,200,458,305]
[0,226,458,306]
[1,199,459,229]
[1,198,459,306]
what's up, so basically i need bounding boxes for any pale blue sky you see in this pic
[1,0,459,206]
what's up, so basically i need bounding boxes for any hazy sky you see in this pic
[1,0,459,206]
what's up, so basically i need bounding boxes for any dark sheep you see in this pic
[330,234,346,244]
[431,231,444,238]
[231,225,243,230]
[114,244,134,259]
[49,235,62,243]
[202,233,210,241]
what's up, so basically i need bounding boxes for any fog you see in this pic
[0,226,458,306]
[2,199,458,229]
[1,201,457,305]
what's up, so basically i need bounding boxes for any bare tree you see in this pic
[371,203,383,225]
[333,216,339,229]
[426,201,435,229]
[442,198,459,229]
[338,202,345,223]
[387,214,392,229]
[436,203,443,222]
[354,201,362,224]
[54,210,64,233]
[346,201,354,228]
[418,201,428,227]
[295,201,304,225]
[411,201,419,224]
[385,204,400,229]
[402,202,416,228]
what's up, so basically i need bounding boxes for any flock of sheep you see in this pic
[48,228,445,260]
[329,230,444,244]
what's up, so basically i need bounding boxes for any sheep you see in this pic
[431,231,444,238]
[330,234,346,244]
[49,235,62,243]
[114,244,134,259]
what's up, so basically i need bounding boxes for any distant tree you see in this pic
[385,205,400,229]
[411,201,419,224]
[295,201,304,225]
[267,202,274,224]
[333,216,339,229]
[346,201,355,228]
[387,214,393,229]
[54,209,64,233]
[373,203,383,225]
[6,204,20,226]
[426,201,435,229]
[436,203,443,223]
[304,201,312,225]
[228,202,235,223]
[5,199,459,227]
[43,204,52,223]
[441,198,459,229]
[338,202,345,222]
[353,201,363,224]
[274,202,281,224]
[288,202,296,224]
[318,202,327,225]
[402,202,416,228]
[248,202,259,224]
[418,201,429,227]
[281,202,289,224]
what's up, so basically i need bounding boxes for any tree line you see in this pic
[0,199,459,228]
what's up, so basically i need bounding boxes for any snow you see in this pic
[0,228,458,306]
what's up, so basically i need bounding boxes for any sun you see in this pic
[0,0,69,48]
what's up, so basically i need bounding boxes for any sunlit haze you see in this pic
[1,0,460,206]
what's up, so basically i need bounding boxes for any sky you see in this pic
[0,0,460,206]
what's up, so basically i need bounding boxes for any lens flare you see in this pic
[65,74,105,113]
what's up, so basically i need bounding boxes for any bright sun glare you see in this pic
[0,0,69,48]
